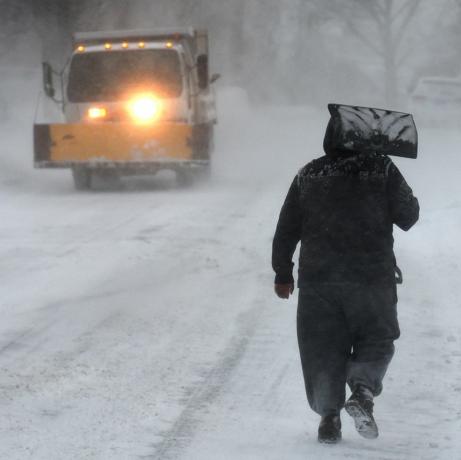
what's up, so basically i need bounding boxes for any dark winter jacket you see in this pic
[272,122,419,287]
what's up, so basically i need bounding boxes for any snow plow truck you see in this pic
[34,28,219,189]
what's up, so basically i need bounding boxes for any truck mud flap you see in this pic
[34,123,193,165]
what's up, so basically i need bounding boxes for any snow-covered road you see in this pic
[1,97,460,459]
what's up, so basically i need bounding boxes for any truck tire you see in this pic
[195,163,211,182]
[92,169,122,190]
[176,164,211,187]
[192,124,214,160]
[72,166,91,190]
[176,169,194,187]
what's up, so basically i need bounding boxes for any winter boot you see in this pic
[345,385,379,439]
[318,414,342,444]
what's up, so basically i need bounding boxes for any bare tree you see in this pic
[322,0,423,106]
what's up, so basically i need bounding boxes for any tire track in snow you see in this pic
[146,305,261,460]
[143,192,282,460]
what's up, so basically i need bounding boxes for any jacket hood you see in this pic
[323,116,355,158]
[322,117,335,157]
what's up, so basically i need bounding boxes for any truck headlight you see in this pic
[128,95,161,123]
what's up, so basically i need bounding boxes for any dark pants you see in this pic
[297,283,400,416]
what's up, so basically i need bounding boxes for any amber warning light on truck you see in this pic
[88,107,107,120]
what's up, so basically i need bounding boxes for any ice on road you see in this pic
[0,98,460,459]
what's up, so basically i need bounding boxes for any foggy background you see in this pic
[1,0,460,107]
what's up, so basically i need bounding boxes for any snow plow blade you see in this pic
[34,123,194,166]
[328,104,418,159]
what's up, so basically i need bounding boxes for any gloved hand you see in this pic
[274,283,294,299]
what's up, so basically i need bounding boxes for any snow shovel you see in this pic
[327,104,418,159]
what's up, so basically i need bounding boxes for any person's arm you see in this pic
[387,161,419,231]
[272,176,303,296]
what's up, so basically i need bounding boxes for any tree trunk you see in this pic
[383,0,398,107]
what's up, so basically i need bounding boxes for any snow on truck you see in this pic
[34,28,219,189]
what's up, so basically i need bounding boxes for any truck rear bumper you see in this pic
[34,122,209,166]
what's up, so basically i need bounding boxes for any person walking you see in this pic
[272,107,419,443]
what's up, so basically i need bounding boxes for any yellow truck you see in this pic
[34,28,219,189]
